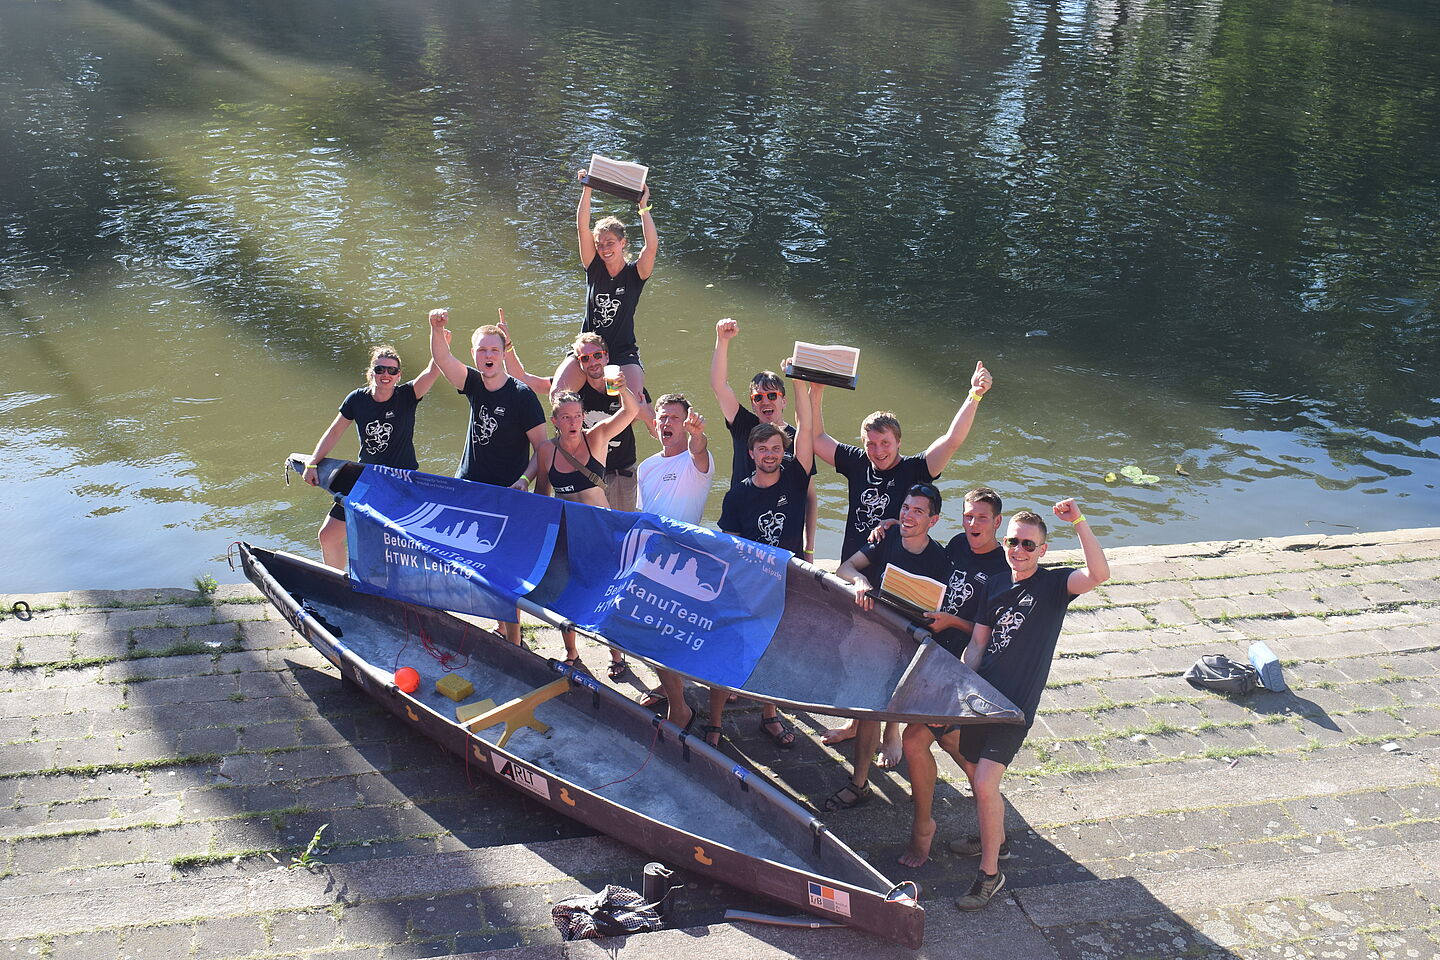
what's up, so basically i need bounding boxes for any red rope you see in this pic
[592,719,663,792]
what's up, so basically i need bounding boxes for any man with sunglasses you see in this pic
[709,318,817,560]
[898,498,1109,913]
[500,316,649,511]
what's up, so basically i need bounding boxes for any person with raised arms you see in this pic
[813,361,994,755]
[708,380,822,750]
[499,313,649,512]
[429,308,548,646]
[899,500,1109,914]
[535,373,640,678]
[550,172,658,427]
[633,393,713,732]
[302,335,446,569]
[710,317,817,562]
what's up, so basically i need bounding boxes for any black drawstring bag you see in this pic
[551,885,664,940]
[1184,655,1261,696]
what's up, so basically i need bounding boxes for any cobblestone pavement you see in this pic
[1,527,1437,959]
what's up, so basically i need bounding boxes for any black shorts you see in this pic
[926,722,1029,768]
[327,501,345,522]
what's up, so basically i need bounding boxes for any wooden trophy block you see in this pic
[582,154,649,203]
[784,341,860,390]
[874,566,947,625]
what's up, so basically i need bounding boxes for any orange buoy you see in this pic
[394,667,420,693]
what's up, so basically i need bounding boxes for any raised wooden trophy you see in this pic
[581,154,649,203]
[783,341,860,390]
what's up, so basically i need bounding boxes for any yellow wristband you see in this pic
[637,204,653,214]
[967,389,983,403]
[1071,514,1086,525]
[306,462,320,469]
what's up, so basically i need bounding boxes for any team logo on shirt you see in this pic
[853,487,889,532]
[363,420,393,454]
[988,608,1026,655]
[756,511,785,546]
[944,570,973,614]
[592,293,621,328]
[472,407,498,445]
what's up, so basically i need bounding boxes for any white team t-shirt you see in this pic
[637,449,713,524]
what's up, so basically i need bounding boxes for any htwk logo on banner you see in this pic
[618,529,728,601]
[389,503,508,555]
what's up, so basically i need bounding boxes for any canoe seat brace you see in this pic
[464,678,570,748]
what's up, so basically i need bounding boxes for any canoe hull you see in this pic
[291,454,1024,728]
[239,543,925,948]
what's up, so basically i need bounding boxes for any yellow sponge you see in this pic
[455,698,497,724]
[436,673,475,702]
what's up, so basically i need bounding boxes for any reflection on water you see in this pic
[1,0,1437,591]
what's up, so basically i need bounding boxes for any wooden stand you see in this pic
[463,679,571,747]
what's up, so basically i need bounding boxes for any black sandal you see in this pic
[637,690,668,713]
[607,658,628,682]
[759,715,796,750]
[701,724,724,748]
[562,656,588,674]
[820,780,872,812]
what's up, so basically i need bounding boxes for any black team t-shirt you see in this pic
[718,458,810,553]
[975,565,1077,724]
[943,533,1013,624]
[339,383,422,470]
[456,369,546,486]
[723,406,819,487]
[833,445,938,560]
[583,259,646,362]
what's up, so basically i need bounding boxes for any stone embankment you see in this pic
[2,528,1438,959]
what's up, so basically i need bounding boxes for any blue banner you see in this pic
[551,501,788,689]
[344,467,562,622]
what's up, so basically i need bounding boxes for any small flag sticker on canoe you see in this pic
[808,881,852,917]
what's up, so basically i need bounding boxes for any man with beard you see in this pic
[500,315,648,510]
[710,318,817,560]
[708,381,821,749]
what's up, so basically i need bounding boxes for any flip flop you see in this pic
[636,690,668,713]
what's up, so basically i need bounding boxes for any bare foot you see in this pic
[874,740,903,770]
[821,722,857,746]
[898,817,936,868]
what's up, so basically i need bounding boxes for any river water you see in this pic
[3,0,1437,592]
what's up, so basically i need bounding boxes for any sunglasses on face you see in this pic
[578,350,608,362]
[751,390,783,403]
[373,364,400,376]
[1003,536,1043,552]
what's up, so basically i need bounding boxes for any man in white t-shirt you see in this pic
[634,392,712,731]
[637,392,712,523]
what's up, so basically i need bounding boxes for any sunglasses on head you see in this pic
[372,364,400,376]
[578,349,608,362]
[751,390,783,403]
[1003,536,1043,552]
